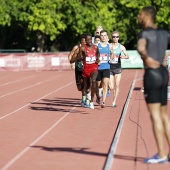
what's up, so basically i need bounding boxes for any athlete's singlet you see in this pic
[110,43,122,70]
[82,44,98,78]
[75,44,83,71]
[138,27,170,67]
[98,43,110,70]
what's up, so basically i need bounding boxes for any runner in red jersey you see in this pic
[78,33,100,109]
[82,44,98,77]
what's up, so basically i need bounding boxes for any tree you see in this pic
[0,0,169,51]
[25,0,66,52]
[0,0,20,49]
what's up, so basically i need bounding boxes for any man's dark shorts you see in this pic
[144,65,169,105]
[96,69,110,81]
[75,66,83,86]
[110,68,122,75]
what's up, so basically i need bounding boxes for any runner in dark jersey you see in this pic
[137,6,170,164]
[68,34,86,105]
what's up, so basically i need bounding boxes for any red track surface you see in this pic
[0,70,169,170]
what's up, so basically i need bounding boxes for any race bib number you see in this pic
[99,54,109,63]
[86,55,96,64]
[111,55,119,63]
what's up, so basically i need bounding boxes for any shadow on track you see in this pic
[31,145,107,157]
[28,97,88,114]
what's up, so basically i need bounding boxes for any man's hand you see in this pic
[143,57,160,69]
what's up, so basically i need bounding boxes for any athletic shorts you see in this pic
[96,69,110,81]
[144,65,169,105]
[75,67,83,85]
[110,68,122,75]
[82,64,98,78]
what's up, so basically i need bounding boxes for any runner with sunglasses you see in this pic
[109,31,129,107]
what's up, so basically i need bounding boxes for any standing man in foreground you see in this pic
[137,6,170,164]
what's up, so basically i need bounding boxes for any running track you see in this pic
[0,70,169,170]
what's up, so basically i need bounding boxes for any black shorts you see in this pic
[96,69,110,81]
[144,65,169,105]
[110,68,122,75]
[75,67,83,86]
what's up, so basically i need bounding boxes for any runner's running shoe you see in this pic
[90,102,94,109]
[101,89,110,98]
[101,102,105,108]
[81,101,86,107]
[144,154,168,164]
[86,99,90,108]
[112,104,117,108]
[106,89,110,97]
[82,96,86,104]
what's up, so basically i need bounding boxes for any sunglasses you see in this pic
[112,36,119,38]
[96,31,100,34]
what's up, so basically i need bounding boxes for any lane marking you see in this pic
[0,81,74,120]
[0,75,62,99]
[1,106,76,170]
[0,75,35,87]
[104,70,143,170]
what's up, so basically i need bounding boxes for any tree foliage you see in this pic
[0,0,169,52]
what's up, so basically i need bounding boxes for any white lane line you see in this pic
[104,70,143,170]
[0,75,62,99]
[1,106,76,170]
[0,75,35,87]
[0,81,74,120]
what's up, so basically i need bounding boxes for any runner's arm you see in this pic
[109,43,114,61]
[70,48,79,63]
[77,46,85,61]
[68,45,78,69]
[68,45,78,62]
[96,46,100,64]
[120,45,129,59]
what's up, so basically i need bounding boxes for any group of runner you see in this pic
[68,28,129,109]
